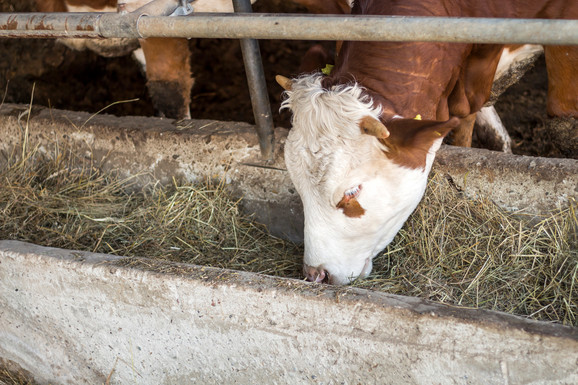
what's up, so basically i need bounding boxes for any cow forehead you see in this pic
[282,74,387,192]
[285,127,387,201]
[282,74,383,140]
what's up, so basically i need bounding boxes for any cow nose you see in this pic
[303,264,328,283]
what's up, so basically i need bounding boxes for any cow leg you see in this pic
[474,106,512,153]
[451,113,477,147]
[544,46,578,157]
[139,37,193,120]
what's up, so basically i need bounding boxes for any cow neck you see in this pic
[323,39,466,122]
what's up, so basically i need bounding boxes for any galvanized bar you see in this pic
[0,13,102,38]
[233,0,274,160]
[1,13,578,45]
[137,14,578,45]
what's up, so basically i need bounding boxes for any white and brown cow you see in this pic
[277,0,577,284]
[36,0,257,120]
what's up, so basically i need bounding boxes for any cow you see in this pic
[35,0,348,121]
[35,0,257,120]
[276,0,577,285]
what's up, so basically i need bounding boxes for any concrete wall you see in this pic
[1,103,576,242]
[1,240,577,385]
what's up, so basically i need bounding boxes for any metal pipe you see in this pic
[1,13,577,45]
[0,13,102,38]
[0,13,578,45]
[0,0,182,39]
[138,15,578,45]
[233,0,274,160]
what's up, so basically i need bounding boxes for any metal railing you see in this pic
[1,12,577,45]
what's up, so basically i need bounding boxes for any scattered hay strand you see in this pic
[0,138,576,327]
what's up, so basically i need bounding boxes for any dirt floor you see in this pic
[0,0,570,158]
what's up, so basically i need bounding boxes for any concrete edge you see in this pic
[1,240,577,385]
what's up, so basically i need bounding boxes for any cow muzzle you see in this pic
[303,264,329,284]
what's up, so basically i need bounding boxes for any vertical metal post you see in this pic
[232,0,274,160]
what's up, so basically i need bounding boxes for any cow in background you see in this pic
[277,0,577,285]
[475,44,544,152]
[36,0,257,120]
[35,0,350,121]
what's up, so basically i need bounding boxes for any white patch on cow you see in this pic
[192,0,257,12]
[281,74,436,285]
[65,4,116,12]
[66,0,257,14]
[132,48,147,73]
[116,0,152,13]
[495,45,543,80]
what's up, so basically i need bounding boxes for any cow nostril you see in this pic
[305,268,329,284]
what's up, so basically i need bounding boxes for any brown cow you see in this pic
[277,0,577,284]
[35,0,258,120]
[35,0,349,120]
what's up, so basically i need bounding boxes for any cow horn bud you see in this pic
[275,75,293,91]
[359,116,389,139]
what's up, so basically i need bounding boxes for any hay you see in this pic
[355,175,577,326]
[0,369,36,385]
[0,132,576,327]
[0,146,302,279]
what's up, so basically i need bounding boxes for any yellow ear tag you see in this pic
[414,114,422,120]
[321,64,334,76]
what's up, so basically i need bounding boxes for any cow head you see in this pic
[277,74,458,285]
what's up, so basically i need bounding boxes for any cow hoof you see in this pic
[304,265,328,284]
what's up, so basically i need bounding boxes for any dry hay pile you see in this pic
[0,368,35,385]
[1,136,577,328]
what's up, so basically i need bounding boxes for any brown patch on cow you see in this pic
[139,37,193,119]
[336,196,366,218]
[35,0,67,12]
[299,44,334,74]
[545,46,578,118]
[381,117,460,169]
[451,113,476,147]
[66,0,116,9]
[140,38,192,83]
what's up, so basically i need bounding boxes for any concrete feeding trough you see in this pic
[2,241,578,384]
[0,103,577,384]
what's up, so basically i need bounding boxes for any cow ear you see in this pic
[275,75,293,91]
[359,116,390,139]
[381,117,460,169]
